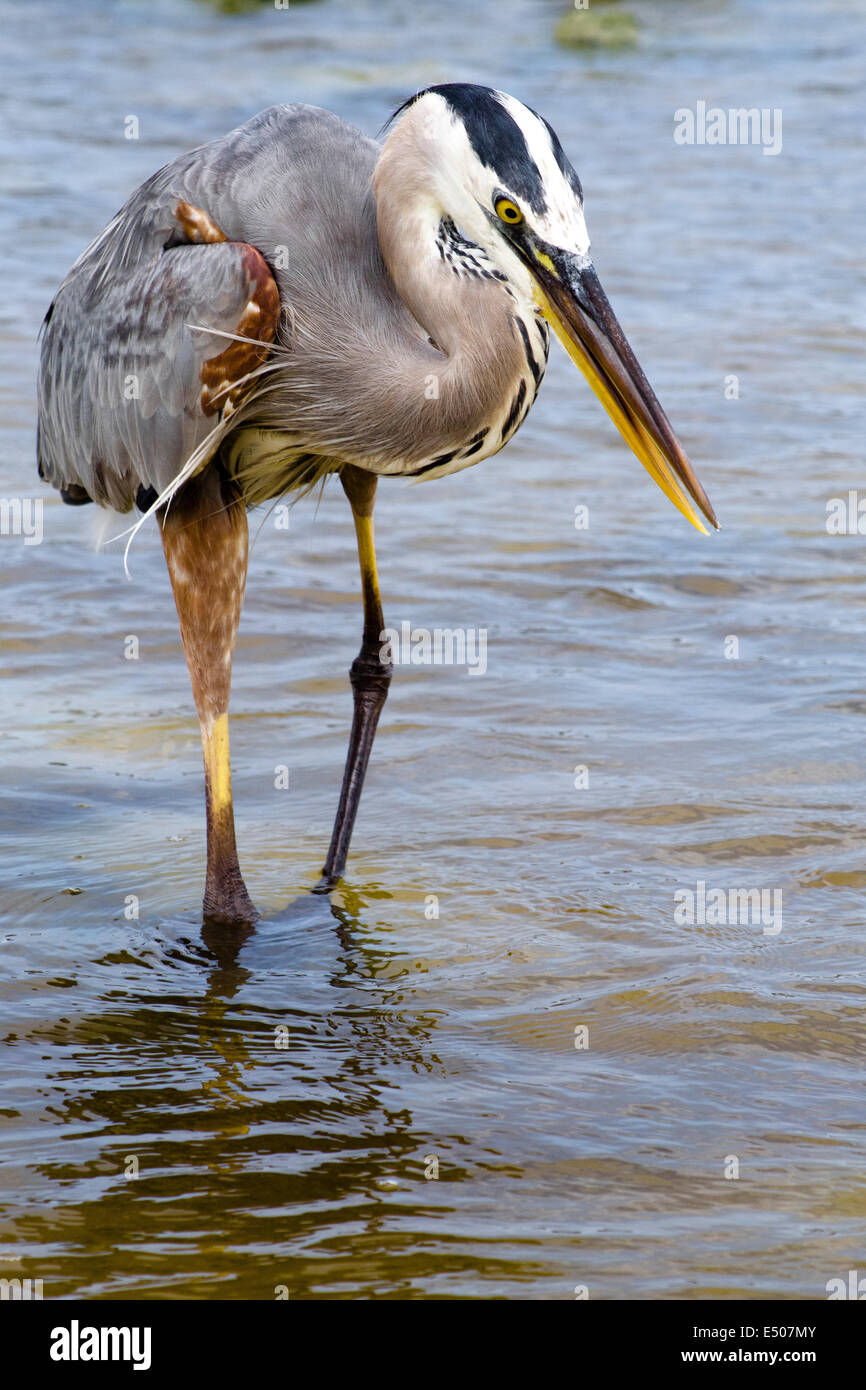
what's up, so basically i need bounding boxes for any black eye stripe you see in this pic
[388,83,581,217]
[413,84,549,216]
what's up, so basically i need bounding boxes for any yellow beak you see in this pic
[530,252,718,533]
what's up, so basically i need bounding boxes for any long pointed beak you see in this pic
[529,249,718,533]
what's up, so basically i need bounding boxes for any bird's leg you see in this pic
[314,466,392,894]
[159,469,258,926]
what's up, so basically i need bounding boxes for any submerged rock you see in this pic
[196,0,320,13]
[555,8,638,50]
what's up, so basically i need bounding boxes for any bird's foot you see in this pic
[203,870,259,927]
[311,870,340,896]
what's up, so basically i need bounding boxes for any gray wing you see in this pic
[38,239,280,509]
[36,103,371,512]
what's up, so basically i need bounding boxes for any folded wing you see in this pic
[38,229,280,511]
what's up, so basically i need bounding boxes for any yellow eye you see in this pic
[495,197,524,226]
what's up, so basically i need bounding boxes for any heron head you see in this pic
[386,83,717,533]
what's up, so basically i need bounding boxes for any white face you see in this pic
[413,88,592,303]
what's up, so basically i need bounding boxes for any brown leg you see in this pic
[159,468,257,925]
[313,466,392,894]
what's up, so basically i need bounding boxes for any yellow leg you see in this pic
[202,712,232,819]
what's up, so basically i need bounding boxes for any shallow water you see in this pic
[1,0,864,1299]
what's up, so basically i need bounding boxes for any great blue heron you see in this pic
[37,83,718,926]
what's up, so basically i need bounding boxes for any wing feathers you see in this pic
[37,233,279,510]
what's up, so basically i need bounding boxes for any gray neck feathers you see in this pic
[371,123,531,465]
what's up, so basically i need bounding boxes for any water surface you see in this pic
[0,0,864,1298]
